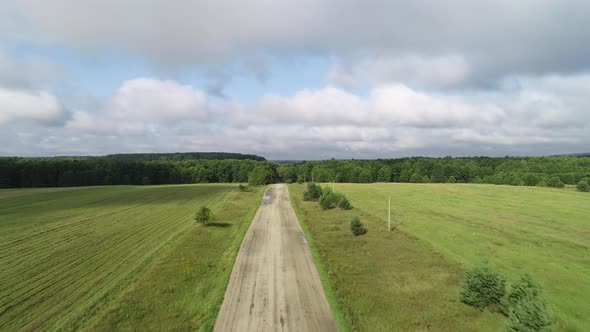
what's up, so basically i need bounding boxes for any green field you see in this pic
[290,183,590,331]
[0,184,263,331]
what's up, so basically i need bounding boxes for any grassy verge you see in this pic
[288,185,350,332]
[83,185,266,331]
[289,183,504,331]
[335,183,590,331]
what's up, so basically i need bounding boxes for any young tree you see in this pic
[460,265,506,309]
[194,206,215,226]
[350,216,367,236]
[506,274,552,331]
[303,182,323,201]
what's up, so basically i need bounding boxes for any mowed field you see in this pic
[0,184,264,331]
[290,183,590,331]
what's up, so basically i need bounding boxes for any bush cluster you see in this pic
[546,176,565,188]
[350,216,367,236]
[577,179,590,192]
[460,266,553,331]
[303,182,323,201]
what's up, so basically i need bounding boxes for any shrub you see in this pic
[194,206,215,226]
[447,176,457,183]
[238,184,249,192]
[303,182,323,201]
[296,177,304,184]
[523,174,540,186]
[460,265,506,309]
[506,274,552,331]
[350,216,367,236]
[576,180,590,192]
[338,195,353,210]
[546,176,565,188]
[319,189,339,210]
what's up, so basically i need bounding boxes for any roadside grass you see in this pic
[0,184,263,331]
[289,184,503,331]
[333,183,590,331]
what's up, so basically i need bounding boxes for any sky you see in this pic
[1,0,589,160]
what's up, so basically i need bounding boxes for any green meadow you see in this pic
[290,183,590,331]
[0,184,263,331]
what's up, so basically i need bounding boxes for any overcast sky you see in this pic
[1,0,589,159]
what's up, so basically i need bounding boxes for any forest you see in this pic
[2,155,590,189]
[0,157,276,188]
[278,156,590,187]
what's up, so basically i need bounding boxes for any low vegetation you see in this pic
[349,216,367,236]
[0,184,263,330]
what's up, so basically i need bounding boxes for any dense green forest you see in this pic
[3,155,590,189]
[0,158,277,188]
[279,157,590,187]
[7,152,266,162]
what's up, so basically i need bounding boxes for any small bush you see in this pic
[460,265,506,309]
[303,182,323,201]
[319,189,339,210]
[350,216,367,236]
[296,177,304,184]
[338,196,353,210]
[238,184,249,192]
[546,176,565,188]
[506,274,552,331]
[447,176,457,183]
[576,180,590,192]
[194,206,215,226]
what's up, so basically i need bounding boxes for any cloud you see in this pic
[5,0,590,83]
[66,78,208,134]
[330,55,471,88]
[0,88,63,125]
[4,73,589,159]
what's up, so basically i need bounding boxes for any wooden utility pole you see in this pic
[388,195,391,231]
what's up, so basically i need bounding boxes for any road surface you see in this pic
[214,184,338,332]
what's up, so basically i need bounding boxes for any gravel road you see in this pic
[213,184,338,332]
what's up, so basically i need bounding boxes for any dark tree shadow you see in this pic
[206,222,232,228]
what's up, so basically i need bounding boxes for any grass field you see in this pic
[0,184,264,331]
[290,183,590,331]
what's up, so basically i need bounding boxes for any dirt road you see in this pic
[214,184,338,332]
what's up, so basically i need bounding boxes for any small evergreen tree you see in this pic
[506,274,552,331]
[319,189,339,210]
[350,216,367,236]
[303,182,323,201]
[447,176,457,183]
[460,265,506,309]
[338,196,352,210]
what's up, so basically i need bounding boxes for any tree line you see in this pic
[0,158,277,188]
[278,156,590,187]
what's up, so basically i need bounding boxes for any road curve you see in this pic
[214,184,338,332]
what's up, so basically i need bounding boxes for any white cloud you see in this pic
[6,74,590,159]
[66,78,208,134]
[0,88,62,125]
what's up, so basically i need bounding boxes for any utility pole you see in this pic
[388,195,391,231]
